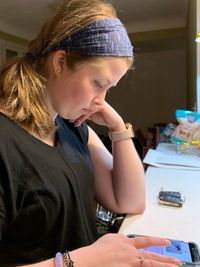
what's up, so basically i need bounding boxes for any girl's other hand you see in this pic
[70,233,182,267]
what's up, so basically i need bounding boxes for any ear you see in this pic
[52,50,66,76]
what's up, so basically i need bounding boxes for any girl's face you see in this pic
[45,56,129,121]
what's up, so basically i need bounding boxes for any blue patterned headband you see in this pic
[50,18,133,57]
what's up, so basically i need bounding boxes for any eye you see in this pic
[94,80,103,89]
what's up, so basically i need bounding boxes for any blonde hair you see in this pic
[0,0,132,137]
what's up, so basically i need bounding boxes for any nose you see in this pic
[92,91,106,107]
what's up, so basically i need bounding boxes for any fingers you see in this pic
[130,236,171,249]
[140,258,181,267]
[137,256,144,267]
[129,237,181,267]
[74,115,87,127]
[140,251,181,266]
[134,255,181,267]
[70,113,91,127]
[129,237,181,266]
[70,108,102,127]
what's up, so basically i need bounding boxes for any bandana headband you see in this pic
[50,18,133,57]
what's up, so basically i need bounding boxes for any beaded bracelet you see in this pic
[55,252,63,267]
[63,251,74,267]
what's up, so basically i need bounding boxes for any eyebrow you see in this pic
[100,79,110,88]
[105,79,117,87]
[105,79,111,85]
[101,78,117,88]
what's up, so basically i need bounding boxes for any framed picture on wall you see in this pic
[5,48,18,60]
[0,39,26,66]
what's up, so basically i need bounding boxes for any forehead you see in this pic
[77,57,129,82]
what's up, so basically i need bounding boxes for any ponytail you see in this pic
[0,56,54,137]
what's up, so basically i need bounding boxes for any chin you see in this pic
[57,113,70,120]
[58,110,82,120]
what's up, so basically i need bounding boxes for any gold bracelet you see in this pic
[108,123,134,142]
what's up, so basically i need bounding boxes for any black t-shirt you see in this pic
[0,113,98,266]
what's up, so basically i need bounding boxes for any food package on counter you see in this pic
[171,109,200,153]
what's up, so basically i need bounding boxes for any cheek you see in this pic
[72,79,95,101]
[60,82,93,107]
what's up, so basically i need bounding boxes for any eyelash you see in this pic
[93,80,111,94]
[94,80,103,89]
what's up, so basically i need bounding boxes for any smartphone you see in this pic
[128,234,200,265]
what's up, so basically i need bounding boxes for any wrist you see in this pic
[108,123,134,142]
[69,246,96,267]
[108,119,126,132]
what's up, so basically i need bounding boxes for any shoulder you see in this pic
[0,112,18,145]
[0,113,33,164]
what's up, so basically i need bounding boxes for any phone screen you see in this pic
[128,235,200,264]
[141,240,193,263]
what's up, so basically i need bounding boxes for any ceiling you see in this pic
[0,0,189,40]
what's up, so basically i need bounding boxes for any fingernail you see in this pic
[74,120,81,127]
[175,259,182,266]
[165,239,171,245]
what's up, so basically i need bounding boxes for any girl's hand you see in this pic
[74,101,125,131]
[70,233,182,267]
